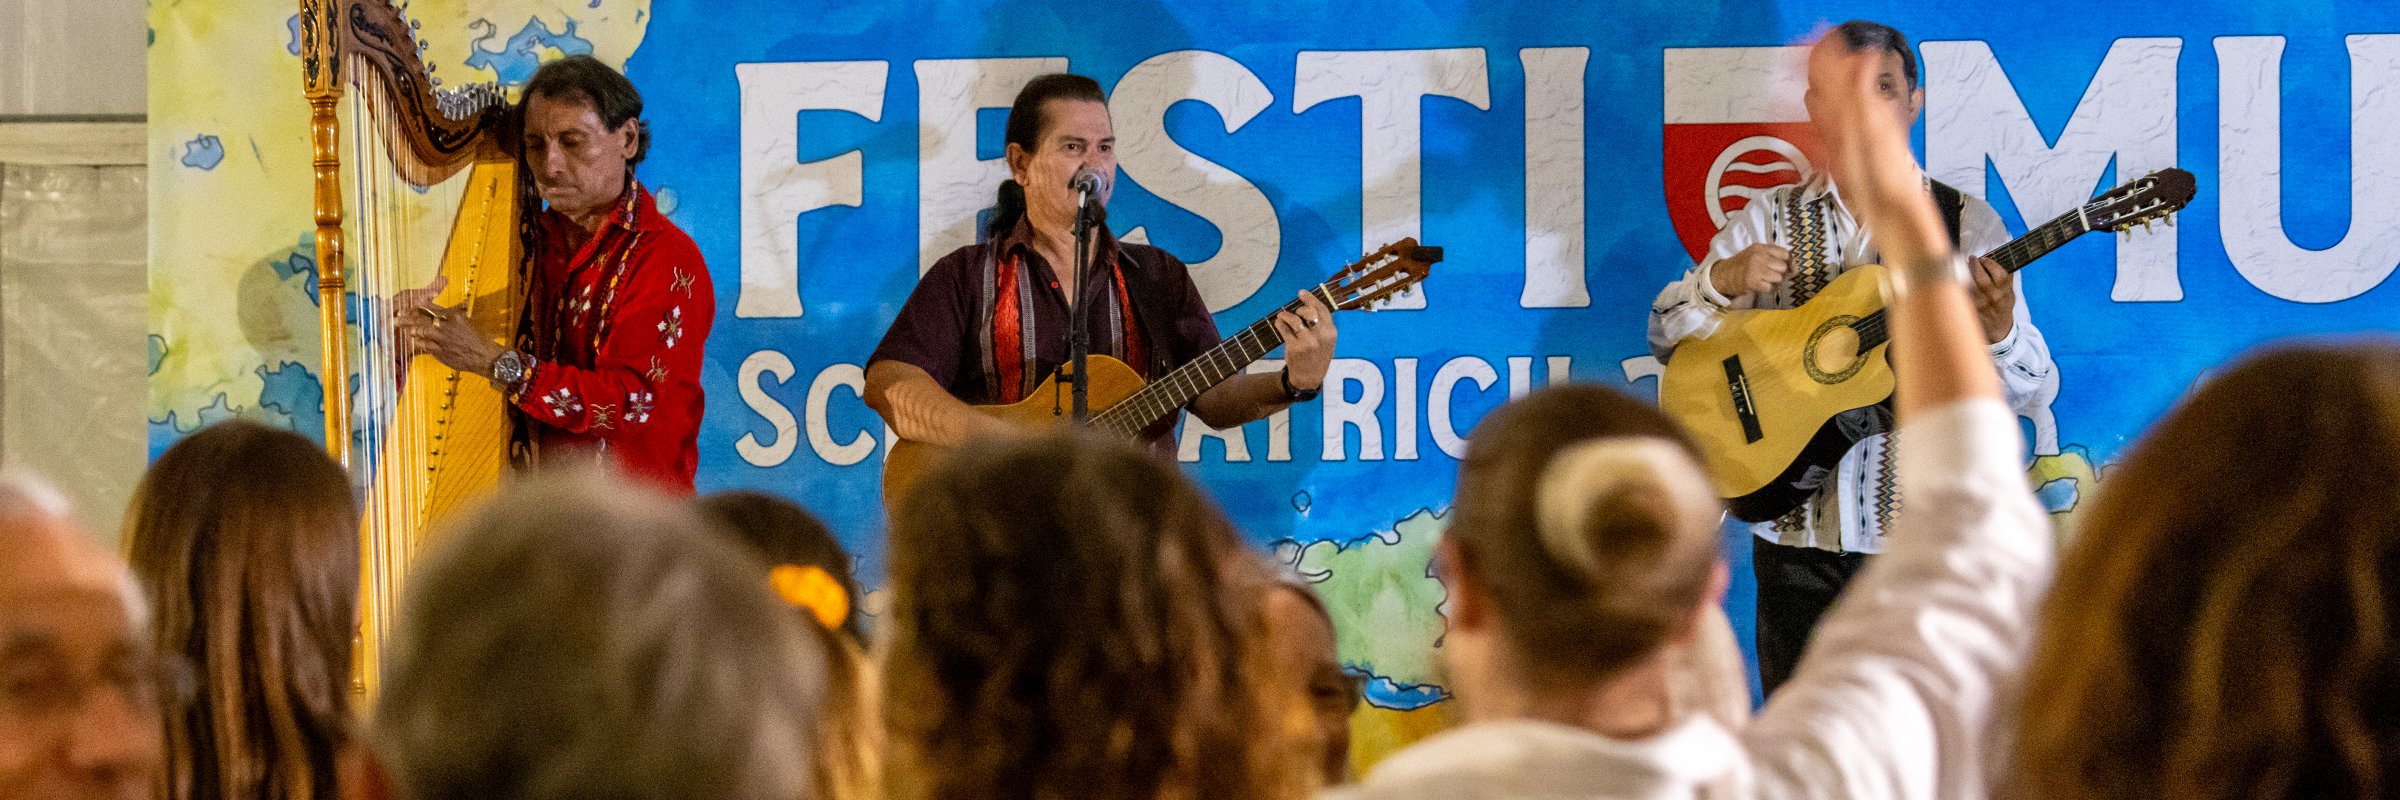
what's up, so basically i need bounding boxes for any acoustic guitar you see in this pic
[881,238,1442,510]
[1661,168,2195,522]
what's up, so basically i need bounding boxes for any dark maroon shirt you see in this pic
[870,219,1222,445]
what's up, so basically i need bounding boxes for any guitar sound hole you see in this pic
[1803,315,1870,385]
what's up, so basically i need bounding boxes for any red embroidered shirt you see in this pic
[512,184,713,492]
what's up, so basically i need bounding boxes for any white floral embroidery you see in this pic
[657,306,685,348]
[626,391,654,425]
[542,388,583,419]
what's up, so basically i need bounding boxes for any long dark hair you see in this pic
[2014,339,2400,800]
[988,73,1107,238]
[883,432,1304,800]
[124,420,358,800]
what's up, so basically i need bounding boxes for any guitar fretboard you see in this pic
[1090,294,1314,438]
[1848,196,2103,351]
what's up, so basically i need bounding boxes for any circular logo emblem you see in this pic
[1704,135,1811,228]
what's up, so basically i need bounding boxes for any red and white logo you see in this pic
[1663,46,1820,262]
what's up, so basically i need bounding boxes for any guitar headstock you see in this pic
[1321,238,1441,312]
[2086,167,2197,234]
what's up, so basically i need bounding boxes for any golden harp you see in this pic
[299,0,527,698]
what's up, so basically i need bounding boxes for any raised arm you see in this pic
[1809,44,1997,416]
[1743,35,2051,800]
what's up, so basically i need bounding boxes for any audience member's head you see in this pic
[1264,580,1356,786]
[696,490,863,642]
[694,490,880,800]
[883,433,1309,800]
[122,421,356,800]
[2016,339,2400,800]
[0,470,162,800]
[1442,384,1734,737]
[360,468,827,800]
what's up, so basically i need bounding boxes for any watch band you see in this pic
[1280,367,1320,403]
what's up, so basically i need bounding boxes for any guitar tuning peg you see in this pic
[2143,219,2154,234]
[2165,214,2175,227]
[2121,228,2133,243]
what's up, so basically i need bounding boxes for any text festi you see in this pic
[731,354,1576,468]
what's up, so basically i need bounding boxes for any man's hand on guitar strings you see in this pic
[1272,289,1339,393]
[1968,255,2015,345]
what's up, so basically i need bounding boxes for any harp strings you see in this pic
[342,55,431,647]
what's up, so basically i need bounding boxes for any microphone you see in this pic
[1070,168,1103,199]
[1070,168,1106,226]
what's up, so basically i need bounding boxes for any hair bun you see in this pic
[1534,437,1717,582]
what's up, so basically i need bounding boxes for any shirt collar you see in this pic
[548,181,666,236]
[996,213,1122,273]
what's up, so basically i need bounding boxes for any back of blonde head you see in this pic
[1453,385,1724,689]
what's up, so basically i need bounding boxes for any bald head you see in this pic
[0,473,161,800]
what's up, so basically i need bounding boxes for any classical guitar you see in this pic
[882,238,1442,510]
[1661,168,2195,522]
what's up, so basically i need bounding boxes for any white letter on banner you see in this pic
[1320,358,1385,461]
[804,363,876,466]
[1294,49,1491,309]
[916,58,1070,276]
[2217,35,2400,303]
[1177,410,1253,463]
[735,62,888,318]
[1924,38,2181,302]
[1112,51,1281,313]
[735,350,800,467]
[1507,356,1534,398]
[1247,359,1293,461]
[1429,356,1497,459]
[1548,356,1572,386]
[1393,357,1419,460]
[1522,47,1589,308]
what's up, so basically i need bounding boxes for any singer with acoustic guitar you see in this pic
[1646,21,2060,696]
[866,73,1339,485]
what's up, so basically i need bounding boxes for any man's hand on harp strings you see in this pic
[393,274,507,380]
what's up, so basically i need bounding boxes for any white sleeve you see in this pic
[1650,200,1772,362]
[1958,197,2059,415]
[1743,399,2053,800]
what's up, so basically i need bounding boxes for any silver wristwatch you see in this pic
[490,350,531,394]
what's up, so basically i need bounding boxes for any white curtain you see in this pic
[0,161,148,542]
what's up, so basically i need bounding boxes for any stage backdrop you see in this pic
[152,0,2400,770]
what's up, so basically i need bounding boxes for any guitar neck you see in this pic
[1982,202,2096,273]
[1091,295,1310,438]
[1850,199,2099,350]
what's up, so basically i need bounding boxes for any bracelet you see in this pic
[1280,367,1321,403]
[1889,252,1971,299]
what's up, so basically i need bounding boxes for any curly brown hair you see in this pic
[883,432,1306,800]
[2014,339,2400,800]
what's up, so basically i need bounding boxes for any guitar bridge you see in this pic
[1723,355,1764,444]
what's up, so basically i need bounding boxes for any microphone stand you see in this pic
[1068,188,1103,423]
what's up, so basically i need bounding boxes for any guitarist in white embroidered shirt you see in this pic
[1645,20,2059,696]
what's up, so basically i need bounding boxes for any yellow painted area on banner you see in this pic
[1347,701,1456,780]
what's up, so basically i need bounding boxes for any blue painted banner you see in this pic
[641,0,2400,718]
